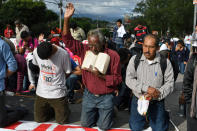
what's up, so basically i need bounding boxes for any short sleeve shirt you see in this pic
[32,46,71,98]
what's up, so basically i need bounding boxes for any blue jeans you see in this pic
[178,62,185,74]
[81,89,114,130]
[23,74,29,91]
[185,44,191,51]
[115,37,123,50]
[66,74,81,99]
[129,96,169,131]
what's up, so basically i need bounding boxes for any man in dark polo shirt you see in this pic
[62,3,122,130]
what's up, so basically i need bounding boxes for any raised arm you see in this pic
[63,3,75,36]
[62,3,86,56]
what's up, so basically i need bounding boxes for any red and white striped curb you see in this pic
[1,121,131,131]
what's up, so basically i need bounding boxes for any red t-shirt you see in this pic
[4,28,14,38]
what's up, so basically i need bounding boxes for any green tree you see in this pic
[132,0,194,37]
[70,17,109,35]
[0,0,58,36]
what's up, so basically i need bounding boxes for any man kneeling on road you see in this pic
[126,34,174,131]
[30,42,71,124]
[62,3,122,130]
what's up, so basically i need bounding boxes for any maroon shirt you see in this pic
[62,33,122,95]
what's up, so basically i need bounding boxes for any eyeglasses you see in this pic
[88,44,100,48]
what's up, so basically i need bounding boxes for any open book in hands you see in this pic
[81,51,110,74]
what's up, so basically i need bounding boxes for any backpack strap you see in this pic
[160,54,167,84]
[134,53,142,71]
[134,53,167,83]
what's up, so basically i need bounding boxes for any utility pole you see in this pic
[193,0,197,31]
[45,0,64,31]
[58,0,63,31]
[97,16,98,28]
[194,4,197,32]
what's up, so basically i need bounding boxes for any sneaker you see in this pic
[5,91,15,96]
[178,104,186,117]
[68,98,75,104]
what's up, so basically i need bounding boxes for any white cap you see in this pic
[160,44,168,51]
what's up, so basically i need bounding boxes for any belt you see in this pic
[86,89,113,97]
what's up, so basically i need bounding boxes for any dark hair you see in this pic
[70,22,77,29]
[20,31,30,39]
[37,42,53,59]
[116,19,122,24]
[164,39,170,44]
[143,34,159,47]
[123,33,131,40]
[118,48,130,62]
[177,40,185,47]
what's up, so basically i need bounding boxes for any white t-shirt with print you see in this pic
[32,46,71,99]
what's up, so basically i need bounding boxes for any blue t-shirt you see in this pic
[0,38,17,91]
[70,58,78,70]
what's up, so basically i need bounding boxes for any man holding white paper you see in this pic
[62,3,122,130]
[126,34,174,131]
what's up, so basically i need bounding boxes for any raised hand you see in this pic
[64,3,75,19]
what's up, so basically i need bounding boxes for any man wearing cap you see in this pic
[15,20,29,45]
[30,42,72,124]
[62,3,122,130]
[160,42,179,81]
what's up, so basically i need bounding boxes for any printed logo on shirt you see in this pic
[40,64,57,86]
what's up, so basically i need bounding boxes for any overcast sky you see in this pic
[44,0,141,20]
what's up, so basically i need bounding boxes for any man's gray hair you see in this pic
[87,29,105,44]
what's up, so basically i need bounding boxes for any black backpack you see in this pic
[169,52,179,81]
[134,52,180,82]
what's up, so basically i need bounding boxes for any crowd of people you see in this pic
[0,2,197,131]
